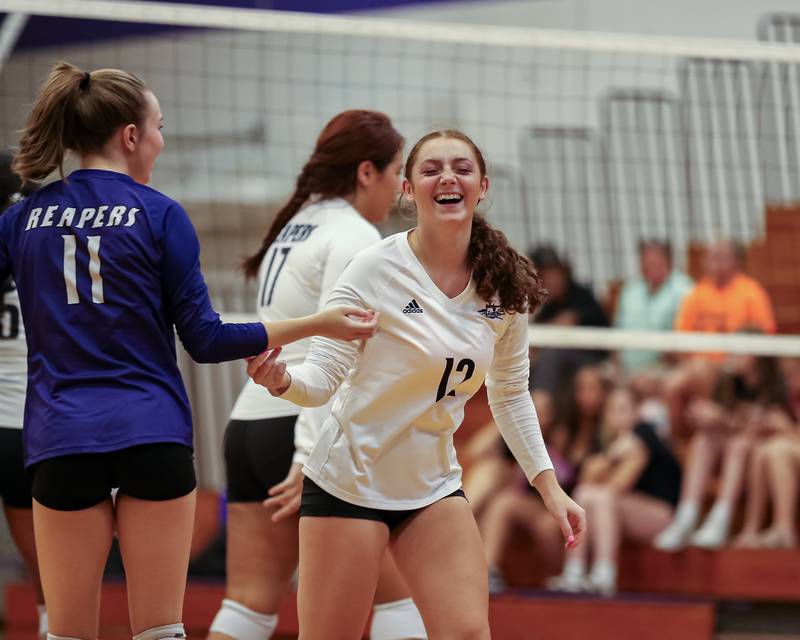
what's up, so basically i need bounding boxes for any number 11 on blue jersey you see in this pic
[62,235,104,305]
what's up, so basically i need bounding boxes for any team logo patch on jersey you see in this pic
[477,304,504,320]
[403,299,424,314]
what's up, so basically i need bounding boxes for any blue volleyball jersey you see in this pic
[0,169,267,465]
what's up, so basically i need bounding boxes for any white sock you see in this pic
[672,502,699,530]
[590,560,617,586]
[370,598,427,640]
[37,604,48,638]
[563,557,586,580]
[703,502,731,529]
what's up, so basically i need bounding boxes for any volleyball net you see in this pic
[5,1,800,486]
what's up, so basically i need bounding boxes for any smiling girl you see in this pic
[248,129,585,639]
[207,110,427,640]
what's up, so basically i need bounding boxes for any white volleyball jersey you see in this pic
[0,279,27,429]
[282,231,553,510]
[230,198,381,422]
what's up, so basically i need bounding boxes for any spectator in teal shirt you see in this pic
[615,240,692,375]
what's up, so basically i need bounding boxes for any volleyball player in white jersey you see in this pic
[209,110,427,640]
[248,130,587,639]
[0,155,46,638]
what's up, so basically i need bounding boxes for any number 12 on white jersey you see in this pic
[62,235,104,305]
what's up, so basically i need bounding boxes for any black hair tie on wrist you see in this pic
[79,72,91,90]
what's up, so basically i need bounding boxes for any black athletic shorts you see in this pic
[299,477,467,532]
[0,427,32,508]
[224,416,296,503]
[30,442,196,511]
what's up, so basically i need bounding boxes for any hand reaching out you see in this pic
[262,462,304,522]
[250,307,379,395]
[248,347,291,396]
[260,306,378,350]
[316,306,379,341]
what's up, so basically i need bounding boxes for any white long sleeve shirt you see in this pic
[230,198,380,431]
[282,231,553,510]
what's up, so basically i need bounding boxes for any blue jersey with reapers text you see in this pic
[0,169,267,466]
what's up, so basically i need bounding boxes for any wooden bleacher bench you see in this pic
[502,538,800,601]
[4,580,715,640]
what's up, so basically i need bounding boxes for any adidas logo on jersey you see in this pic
[403,299,424,314]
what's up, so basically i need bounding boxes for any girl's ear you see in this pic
[121,123,138,152]
[356,159,375,189]
[402,178,414,202]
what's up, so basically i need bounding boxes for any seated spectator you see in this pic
[480,367,607,593]
[734,358,800,549]
[664,240,776,438]
[553,366,608,470]
[529,246,609,394]
[546,386,681,595]
[615,239,692,376]
[675,239,775,338]
[752,429,800,548]
[654,352,787,551]
[478,389,566,593]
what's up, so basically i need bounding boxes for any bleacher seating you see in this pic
[4,581,716,640]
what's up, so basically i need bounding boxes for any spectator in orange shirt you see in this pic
[674,240,775,335]
[665,240,776,441]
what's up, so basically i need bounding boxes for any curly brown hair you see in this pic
[404,130,547,314]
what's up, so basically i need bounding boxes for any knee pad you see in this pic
[370,598,427,640]
[132,623,186,640]
[209,599,278,640]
